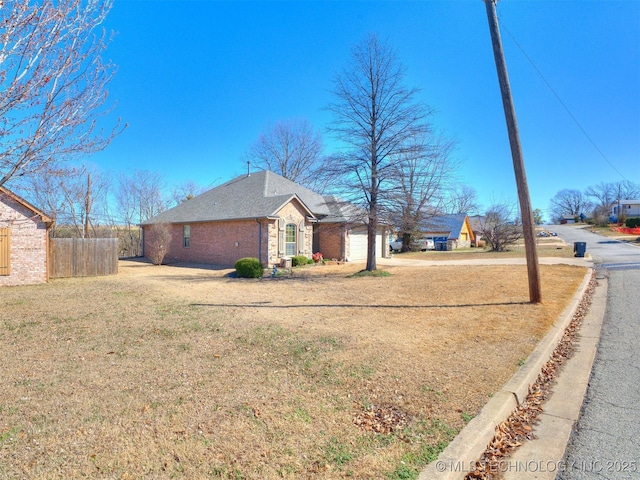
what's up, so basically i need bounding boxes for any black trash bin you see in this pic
[574,241,586,257]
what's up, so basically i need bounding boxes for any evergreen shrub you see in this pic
[235,257,264,278]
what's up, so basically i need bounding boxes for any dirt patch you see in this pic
[0,260,587,479]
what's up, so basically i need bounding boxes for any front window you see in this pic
[183,225,191,248]
[285,224,296,256]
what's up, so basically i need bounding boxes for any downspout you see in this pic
[140,226,144,258]
[256,218,262,265]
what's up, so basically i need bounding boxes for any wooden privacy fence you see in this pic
[50,238,119,278]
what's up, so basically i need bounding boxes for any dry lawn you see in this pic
[0,260,587,479]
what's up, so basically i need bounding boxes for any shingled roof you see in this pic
[420,213,469,239]
[143,170,333,225]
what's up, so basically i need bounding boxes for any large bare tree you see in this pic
[115,170,168,225]
[114,170,168,257]
[327,34,432,271]
[446,184,480,216]
[245,118,325,191]
[549,189,593,223]
[0,0,123,187]
[389,133,458,252]
[585,182,617,224]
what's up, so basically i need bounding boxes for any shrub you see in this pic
[234,257,264,278]
[349,269,391,278]
[146,223,172,265]
[291,255,309,267]
[625,217,640,229]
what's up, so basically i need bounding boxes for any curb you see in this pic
[503,275,607,479]
[419,269,594,480]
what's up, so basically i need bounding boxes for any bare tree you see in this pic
[481,202,522,252]
[327,34,432,271]
[616,180,640,200]
[611,180,640,223]
[114,170,168,257]
[115,170,168,225]
[549,189,593,223]
[585,182,616,225]
[245,118,326,191]
[0,0,124,187]
[170,180,207,207]
[446,184,480,216]
[145,223,172,265]
[19,165,110,238]
[389,133,458,251]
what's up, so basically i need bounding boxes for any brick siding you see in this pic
[0,196,49,286]
[143,199,315,267]
[314,223,345,261]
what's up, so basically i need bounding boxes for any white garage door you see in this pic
[348,229,383,261]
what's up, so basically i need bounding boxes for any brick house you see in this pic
[0,186,53,286]
[141,170,389,267]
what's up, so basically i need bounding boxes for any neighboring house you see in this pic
[468,215,485,246]
[611,200,640,222]
[420,213,475,250]
[141,170,389,267]
[560,215,576,225]
[0,186,53,286]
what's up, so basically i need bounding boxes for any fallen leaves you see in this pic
[465,272,597,480]
[353,402,409,434]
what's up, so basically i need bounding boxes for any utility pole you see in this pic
[484,0,542,303]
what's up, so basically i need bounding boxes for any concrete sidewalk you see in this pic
[501,275,607,480]
[379,255,601,480]
[378,255,593,268]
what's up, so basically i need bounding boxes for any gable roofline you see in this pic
[0,185,53,225]
[142,170,326,225]
[421,213,472,240]
[271,193,316,219]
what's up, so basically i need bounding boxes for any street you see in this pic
[552,225,640,480]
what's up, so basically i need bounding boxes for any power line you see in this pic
[498,12,629,182]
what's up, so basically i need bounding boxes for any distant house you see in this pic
[141,170,390,267]
[0,186,53,286]
[611,200,640,222]
[468,215,485,246]
[420,214,475,250]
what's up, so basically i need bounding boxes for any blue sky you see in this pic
[92,0,640,221]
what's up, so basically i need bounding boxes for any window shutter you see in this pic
[278,218,285,256]
[298,221,305,254]
[0,228,10,276]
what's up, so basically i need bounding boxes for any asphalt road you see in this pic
[551,225,640,480]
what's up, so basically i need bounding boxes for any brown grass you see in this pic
[0,260,587,479]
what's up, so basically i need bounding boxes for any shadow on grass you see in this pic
[191,300,531,309]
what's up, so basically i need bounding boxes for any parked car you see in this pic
[389,237,435,252]
[390,238,404,252]
[416,238,435,251]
